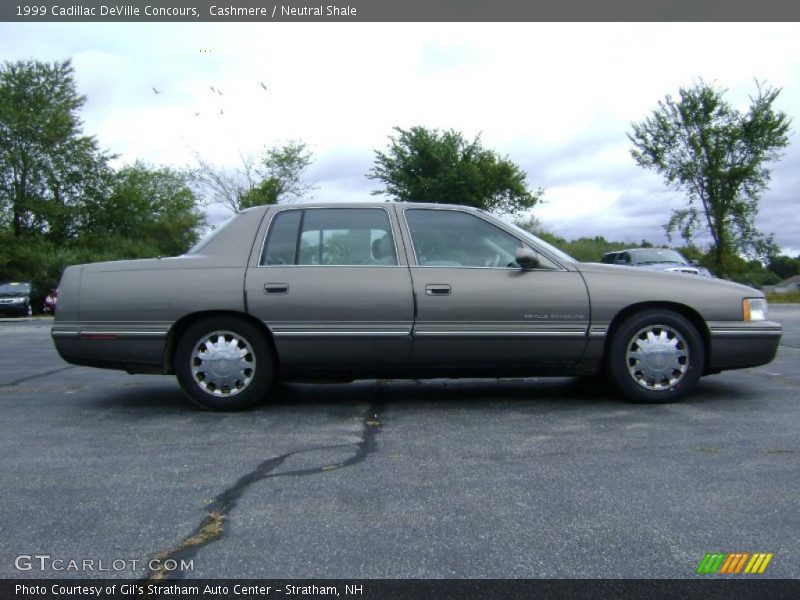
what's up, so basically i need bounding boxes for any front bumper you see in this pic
[0,303,29,317]
[706,320,782,371]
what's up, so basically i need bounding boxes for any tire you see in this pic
[175,316,274,411]
[606,309,704,404]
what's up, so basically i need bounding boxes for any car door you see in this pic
[399,207,590,370]
[245,206,414,375]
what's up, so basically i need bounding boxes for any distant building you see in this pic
[764,274,800,294]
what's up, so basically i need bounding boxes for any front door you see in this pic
[400,207,590,370]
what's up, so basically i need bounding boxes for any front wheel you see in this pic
[175,316,274,411]
[606,310,705,404]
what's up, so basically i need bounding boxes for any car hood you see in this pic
[633,263,712,276]
[576,262,757,295]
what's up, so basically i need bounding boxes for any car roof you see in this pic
[602,248,680,256]
[250,201,480,212]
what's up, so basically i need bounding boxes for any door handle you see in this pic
[425,284,451,296]
[264,283,289,294]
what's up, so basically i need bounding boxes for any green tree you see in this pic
[192,140,315,212]
[82,162,205,257]
[768,255,800,281]
[241,140,314,209]
[0,59,113,241]
[629,80,791,273]
[369,126,541,215]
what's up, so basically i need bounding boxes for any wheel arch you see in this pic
[162,310,278,375]
[602,301,711,373]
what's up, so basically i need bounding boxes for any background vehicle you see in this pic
[51,203,780,411]
[601,248,713,277]
[43,288,57,315]
[0,281,33,318]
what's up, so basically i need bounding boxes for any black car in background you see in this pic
[0,281,33,317]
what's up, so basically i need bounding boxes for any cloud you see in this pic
[1,22,799,252]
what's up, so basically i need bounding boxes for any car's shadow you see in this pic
[84,374,758,416]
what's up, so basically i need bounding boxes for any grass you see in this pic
[766,291,800,304]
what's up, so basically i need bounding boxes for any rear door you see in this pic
[245,206,414,374]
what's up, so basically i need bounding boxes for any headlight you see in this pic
[11,297,25,304]
[743,298,768,321]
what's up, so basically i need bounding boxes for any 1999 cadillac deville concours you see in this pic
[51,202,782,410]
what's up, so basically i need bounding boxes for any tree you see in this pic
[0,59,113,240]
[189,151,259,213]
[82,162,205,257]
[244,140,315,208]
[629,80,791,273]
[768,254,800,281]
[368,126,542,216]
[192,140,315,212]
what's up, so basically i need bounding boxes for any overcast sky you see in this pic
[2,22,799,255]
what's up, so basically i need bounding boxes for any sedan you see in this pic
[51,203,781,410]
[601,248,714,277]
[0,281,33,318]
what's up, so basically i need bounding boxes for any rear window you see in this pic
[186,213,241,255]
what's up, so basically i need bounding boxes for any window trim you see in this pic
[400,206,569,271]
[258,206,403,268]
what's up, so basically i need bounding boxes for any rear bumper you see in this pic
[51,324,167,372]
[707,321,782,371]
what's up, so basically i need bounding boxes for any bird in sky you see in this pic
[152,87,161,94]
[217,89,223,96]
[193,112,200,117]
[220,108,224,116]
[260,82,267,91]
[210,85,216,93]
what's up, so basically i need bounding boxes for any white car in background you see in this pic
[601,248,713,277]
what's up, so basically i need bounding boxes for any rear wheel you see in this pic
[607,309,704,404]
[175,316,273,411]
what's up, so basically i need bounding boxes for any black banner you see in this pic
[3,0,800,22]
[3,579,800,600]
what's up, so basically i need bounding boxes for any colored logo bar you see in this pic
[696,552,773,574]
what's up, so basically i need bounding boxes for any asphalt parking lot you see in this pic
[1,306,798,580]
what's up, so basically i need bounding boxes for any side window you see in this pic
[405,209,523,268]
[617,252,631,265]
[262,210,301,265]
[262,208,397,266]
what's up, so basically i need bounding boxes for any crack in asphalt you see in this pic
[0,365,75,388]
[143,387,384,582]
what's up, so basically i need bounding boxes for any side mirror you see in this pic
[515,247,540,270]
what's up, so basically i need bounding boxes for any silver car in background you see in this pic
[601,248,714,277]
[51,202,781,410]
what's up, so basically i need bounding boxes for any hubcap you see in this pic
[190,331,255,397]
[625,324,689,391]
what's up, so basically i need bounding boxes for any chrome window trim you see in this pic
[256,205,404,268]
[400,205,570,271]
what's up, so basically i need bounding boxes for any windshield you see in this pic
[0,282,31,295]
[496,217,577,263]
[186,213,241,255]
[633,249,687,265]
